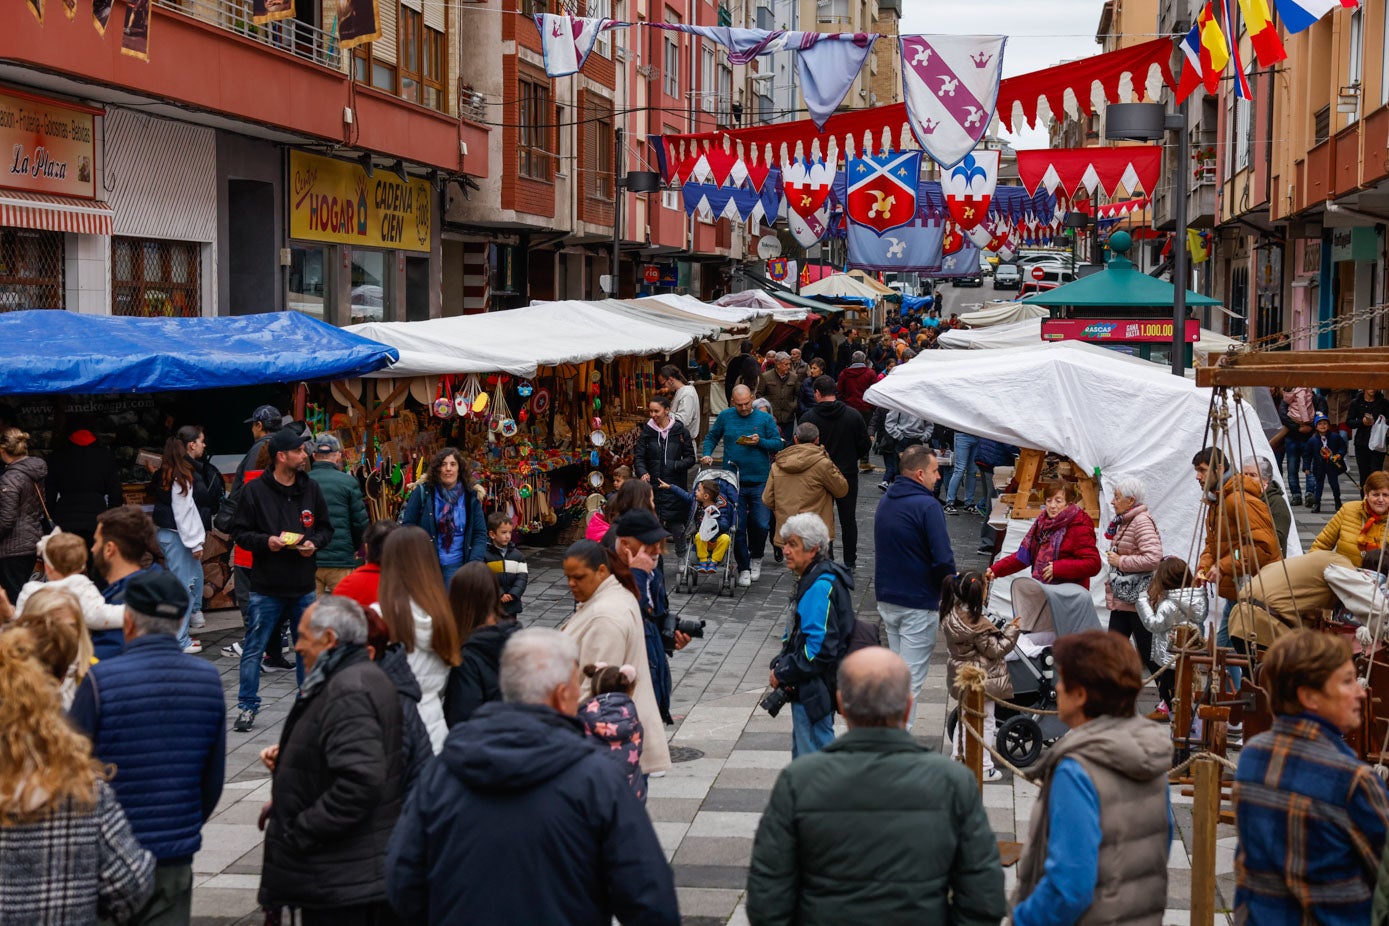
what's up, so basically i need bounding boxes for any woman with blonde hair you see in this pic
[378,525,459,752]
[0,625,154,921]
[14,586,94,708]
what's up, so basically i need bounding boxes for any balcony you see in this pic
[155,0,339,69]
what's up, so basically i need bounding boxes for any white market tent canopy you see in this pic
[938,316,1243,364]
[347,299,719,378]
[957,301,1048,328]
[799,273,886,301]
[642,293,761,325]
[715,290,813,322]
[864,341,1300,567]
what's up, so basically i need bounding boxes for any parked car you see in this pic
[1018,280,1059,299]
[951,271,984,288]
[993,263,1021,290]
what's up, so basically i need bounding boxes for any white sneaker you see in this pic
[221,642,243,658]
[750,562,762,582]
[983,767,1005,782]
[190,612,206,630]
[737,570,752,587]
[182,640,203,655]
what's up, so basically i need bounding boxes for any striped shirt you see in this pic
[1235,712,1389,925]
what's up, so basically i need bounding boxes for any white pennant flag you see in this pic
[901,35,1006,169]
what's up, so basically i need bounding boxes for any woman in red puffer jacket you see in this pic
[987,479,1102,588]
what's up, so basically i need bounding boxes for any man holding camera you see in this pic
[767,512,856,757]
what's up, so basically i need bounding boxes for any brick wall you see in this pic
[501,57,557,218]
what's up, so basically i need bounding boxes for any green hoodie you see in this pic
[307,461,370,568]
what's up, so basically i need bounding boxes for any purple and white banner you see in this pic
[901,34,1006,169]
[535,14,622,77]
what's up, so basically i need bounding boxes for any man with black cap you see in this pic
[229,426,334,732]
[70,570,226,926]
[611,509,690,725]
[307,433,369,597]
[219,404,285,658]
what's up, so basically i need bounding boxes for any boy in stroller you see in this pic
[663,477,734,573]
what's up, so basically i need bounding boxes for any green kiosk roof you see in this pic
[1024,231,1222,308]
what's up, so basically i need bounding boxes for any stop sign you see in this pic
[1031,265,1047,281]
[643,266,661,284]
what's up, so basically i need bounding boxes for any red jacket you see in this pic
[333,563,382,611]
[991,508,1102,589]
[836,365,880,415]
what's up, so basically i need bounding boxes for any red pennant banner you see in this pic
[1015,147,1162,198]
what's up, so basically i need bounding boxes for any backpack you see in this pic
[844,618,882,655]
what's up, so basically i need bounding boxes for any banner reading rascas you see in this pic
[289,150,431,253]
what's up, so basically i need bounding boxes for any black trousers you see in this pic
[0,554,34,602]
[298,903,398,926]
[835,482,859,566]
[1108,608,1157,684]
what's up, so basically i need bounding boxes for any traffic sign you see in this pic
[1031,265,1046,281]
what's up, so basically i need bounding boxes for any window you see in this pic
[717,64,733,125]
[591,0,611,57]
[519,75,554,182]
[1235,87,1250,171]
[422,26,444,110]
[288,246,329,322]
[0,229,63,312]
[352,47,398,94]
[701,45,716,114]
[350,250,388,324]
[112,238,200,317]
[586,102,614,200]
[757,92,774,124]
[664,31,680,97]
[817,0,848,25]
[399,7,422,104]
[1314,105,1331,145]
[756,2,774,30]
[1347,7,1364,122]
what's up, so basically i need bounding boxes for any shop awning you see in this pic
[0,310,397,395]
[0,191,114,236]
[348,300,708,378]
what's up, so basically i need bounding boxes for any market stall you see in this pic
[865,341,1296,617]
[938,315,1242,364]
[343,298,735,541]
[956,301,1049,328]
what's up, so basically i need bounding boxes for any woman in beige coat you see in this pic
[560,540,671,773]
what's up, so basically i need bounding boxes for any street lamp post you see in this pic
[609,126,662,298]
[1106,100,1190,376]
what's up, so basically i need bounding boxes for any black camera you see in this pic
[676,618,706,639]
[760,686,791,718]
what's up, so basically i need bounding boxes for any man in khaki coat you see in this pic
[763,422,849,555]
[759,352,801,443]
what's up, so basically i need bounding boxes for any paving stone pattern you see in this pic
[189,466,1339,925]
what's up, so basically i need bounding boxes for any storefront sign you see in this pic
[657,263,678,286]
[0,89,98,199]
[1330,226,1377,264]
[289,150,431,253]
[1041,317,1200,343]
[643,265,661,284]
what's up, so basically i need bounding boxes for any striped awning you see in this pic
[0,190,113,235]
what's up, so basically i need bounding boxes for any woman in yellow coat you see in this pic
[1312,470,1389,567]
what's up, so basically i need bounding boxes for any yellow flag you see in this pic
[1187,229,1209,264]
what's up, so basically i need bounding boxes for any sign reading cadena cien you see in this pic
[0,90,98,200]
[289,149,432,253]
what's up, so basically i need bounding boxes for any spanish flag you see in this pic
[1176,2,1230,102]
[1239,0,1288,65]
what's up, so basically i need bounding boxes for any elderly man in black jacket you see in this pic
[387,627,679,926]
[257,595,402,926]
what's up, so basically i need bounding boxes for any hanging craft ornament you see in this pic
[517,380,535,398]
[456,374,483,417]
[432,376,454,419]
[519,483,534,499]
[500,418,519,438]
[532,388,551,414]
[589,470,605,488]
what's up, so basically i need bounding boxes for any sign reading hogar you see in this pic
[289,149,431,252]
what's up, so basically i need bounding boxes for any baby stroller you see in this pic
[947,577,1102,769]
[674,466,740,597]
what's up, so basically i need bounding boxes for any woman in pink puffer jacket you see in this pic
[1103,475,1164,673]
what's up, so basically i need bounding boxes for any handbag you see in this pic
[34,484,54,534]
[1109,568,1154,603]
[1371,415,1388,453]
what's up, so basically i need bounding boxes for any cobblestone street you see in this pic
[189,467,1336,925]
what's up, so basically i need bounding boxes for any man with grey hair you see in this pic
[748,648,1005,925]
[256,594,403,923]
[762,421,848,563]
[70,570,226,926]
[1244,455,1293,555]
[760,350,801,442]
[768,512,856,757]
[387,628,679,926]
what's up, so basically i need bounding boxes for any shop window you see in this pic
[519,75,554,182]
[288,245,329,322]
[0,229,63,312]
[350,249,389,324]
[111,238,200,318]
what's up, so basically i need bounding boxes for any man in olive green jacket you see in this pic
[746,648,1005,926]
[307,435,370,595]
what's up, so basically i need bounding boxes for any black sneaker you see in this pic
[233,709,256,732]
[1290,494,1304,506]
[263,653,295,671]
[944,503,960,515]
[772,546,783,563]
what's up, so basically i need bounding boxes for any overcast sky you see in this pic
[898,0,1113,149]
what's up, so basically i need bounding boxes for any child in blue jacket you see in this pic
[1310,413,1349,512]
[661,478,734,572]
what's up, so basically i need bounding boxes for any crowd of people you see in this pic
[4,357,1389,926]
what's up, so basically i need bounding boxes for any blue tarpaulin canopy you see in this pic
[0,310,397,396]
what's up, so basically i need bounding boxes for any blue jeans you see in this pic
[734,482,772,572]
[946,432,980,506]
[1218,597,1242,692]
[791,700,835,758]
[156,529,201,651]
[644,620,672,720]
[1284,434,1313,496]
[441,561,462,588]
[883,452,900,484]
[876,603,938,731]
[238,591,312,712]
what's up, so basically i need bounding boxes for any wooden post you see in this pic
[1190,755,1221,926]
[965,685,985,789]
[1173,625,1194,760]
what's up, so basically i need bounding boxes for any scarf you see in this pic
[1028,504,1083,582]
[1359,509,1388,553]
[300,643,363,698]
[436,483,465,552]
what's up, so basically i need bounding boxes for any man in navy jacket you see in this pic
[873,443,956,730]
[71,570,226,926]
